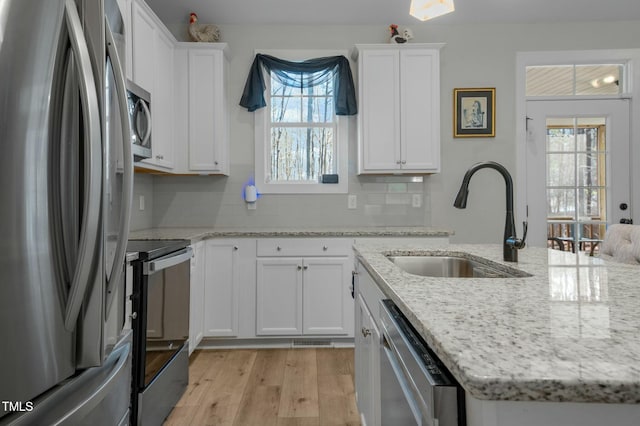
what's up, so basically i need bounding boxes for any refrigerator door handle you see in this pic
[104,18,134,316]
[63,0,103,332]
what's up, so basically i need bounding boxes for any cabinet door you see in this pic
[149,30,174,169]
[130,0,155,93]
[188,48,227,173]
[256,258,303,335]
[189,242,205,354]
[302,257,351,335]
[204,241,239,337]
[358,49,401,172]
[354,294,371,423]
[117,0,133,80]
[354,294,380,426]
[400,49,440,172]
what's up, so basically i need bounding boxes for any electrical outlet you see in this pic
[348,194,357,209]
[412,194,422,208]
[139,195,145,211]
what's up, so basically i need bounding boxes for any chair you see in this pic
[599,224,640,264]
[547,237,566,251]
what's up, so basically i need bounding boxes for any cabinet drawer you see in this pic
[256,238,352,257]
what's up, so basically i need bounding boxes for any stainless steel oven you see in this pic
[379,300,466,426]
[127,240,192,426]
[126,80,151,161]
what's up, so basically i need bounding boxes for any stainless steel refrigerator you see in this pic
[0,0,134,424]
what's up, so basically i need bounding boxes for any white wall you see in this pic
[131,20,640,242]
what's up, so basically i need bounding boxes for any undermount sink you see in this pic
[386,255,531,278]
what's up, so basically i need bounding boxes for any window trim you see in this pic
[253,49,350,194]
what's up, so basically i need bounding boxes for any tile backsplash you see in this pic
[130,165,433,230]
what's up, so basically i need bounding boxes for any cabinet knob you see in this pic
[156,154,164,160]
[396,160,401,165]
[361,327,371,338]
[401,160,406,164]
[233,246,238,250]
[297,265,302,270]
[214,161,219,165]
[323,245,328,251]
[130,312,138,320]
[303,265,308,270]
[276,246,281,251]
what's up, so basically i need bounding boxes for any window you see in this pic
[251,51,352,194]
[526,64,624,97]
[269,71,337,183]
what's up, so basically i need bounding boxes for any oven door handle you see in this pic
[144,247,193,275]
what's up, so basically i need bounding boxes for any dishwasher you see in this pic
[379,299,466,426]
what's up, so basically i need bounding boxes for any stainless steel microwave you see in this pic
[126,80,152,161]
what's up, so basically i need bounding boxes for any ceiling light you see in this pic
[591,75,618,88]
[410,0,455,21]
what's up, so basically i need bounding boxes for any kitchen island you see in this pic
[354,240,640,425]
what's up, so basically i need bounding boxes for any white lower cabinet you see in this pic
[256,258,302,335]
[256,256,352,336]
[203,240,240,337]
[255,238,354,337]
[354,258,386,425]
[354,293,380,426]
[188,241,206,355]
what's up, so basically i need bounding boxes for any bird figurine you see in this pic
[389,24,408,44]
[188,12,221,43]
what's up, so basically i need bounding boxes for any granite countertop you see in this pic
[354,240,640,404]
[129,227,452,242]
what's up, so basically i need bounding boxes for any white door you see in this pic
[256,258,303,335]
[302,257,350,335]
[204,241,239,337]
[525,99,631,251]
[189,242,205,353]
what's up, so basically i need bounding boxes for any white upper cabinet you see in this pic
[127,0,229,175]
[174,44,229,175]
[149,30,175,169]
[354,44,443,174]
[130,0,174,170]
[130,0,156,93]
[116,0,133,80]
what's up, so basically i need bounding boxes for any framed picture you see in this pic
[453,88,495,137]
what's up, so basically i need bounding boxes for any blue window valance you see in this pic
[239,54,358,116]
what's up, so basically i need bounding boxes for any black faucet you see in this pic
[453,161,527,262]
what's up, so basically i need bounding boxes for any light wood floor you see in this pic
[164,348,361,426]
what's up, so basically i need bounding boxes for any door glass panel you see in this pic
[547,154,575,186]
[547,189,576,218]
[546,116,606,254]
